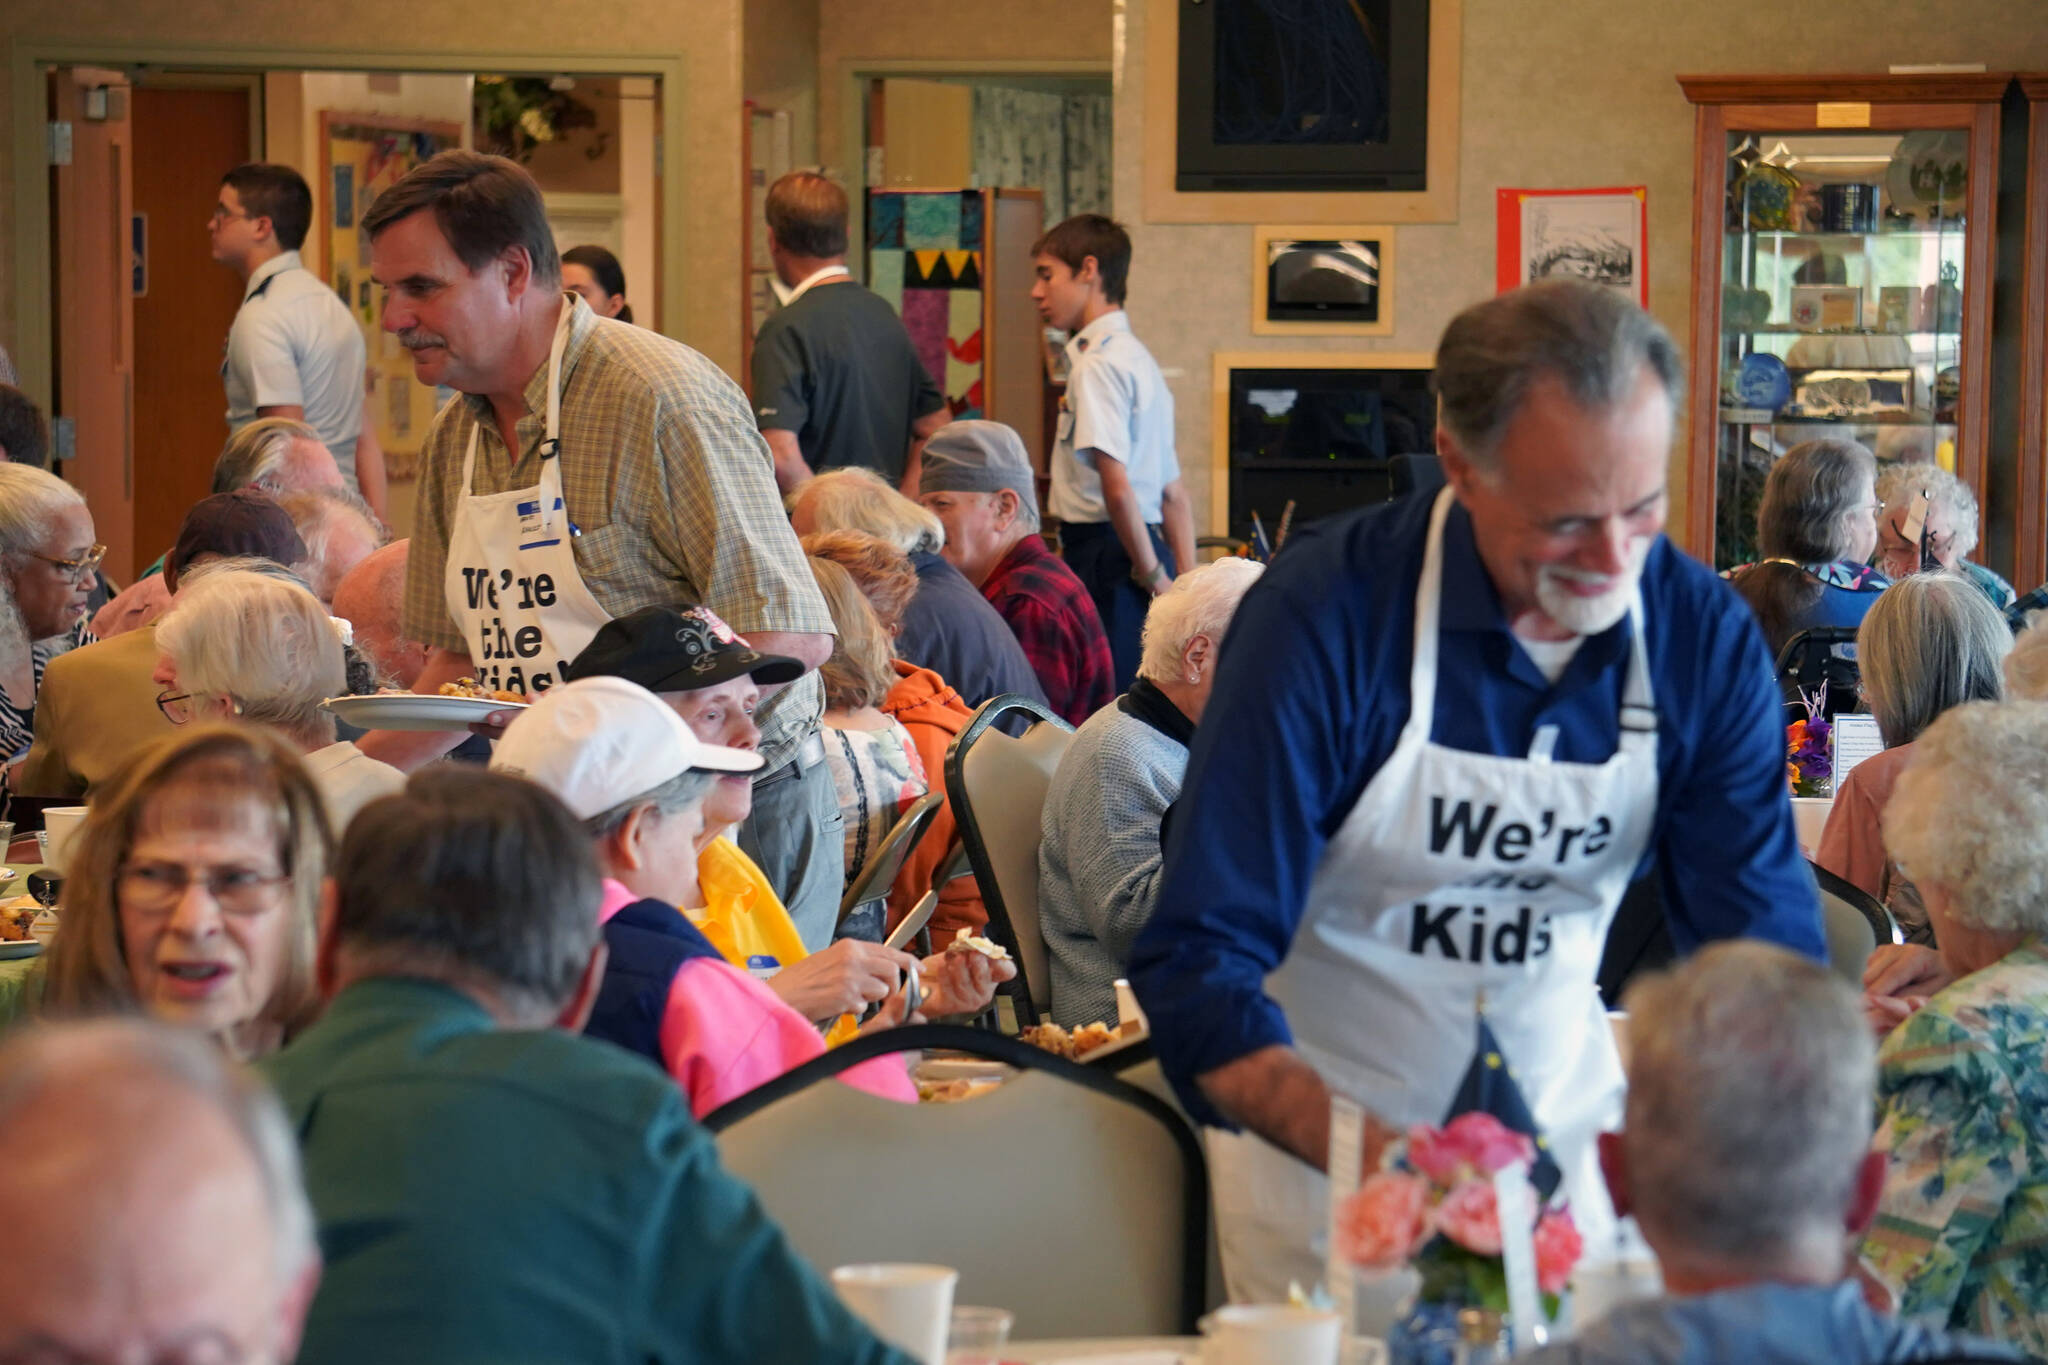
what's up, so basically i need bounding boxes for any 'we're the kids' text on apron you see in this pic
[1209,487,1659,1303]
[441,299,612,694]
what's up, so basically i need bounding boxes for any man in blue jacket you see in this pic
[1129,280,1825,1301]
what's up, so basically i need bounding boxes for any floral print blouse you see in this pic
[1864,939,2048,1357]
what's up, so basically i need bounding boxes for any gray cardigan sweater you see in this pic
[1037,685,1191,1028]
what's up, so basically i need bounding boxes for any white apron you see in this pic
[1210,486,1658,1303]
[441,300,612,694]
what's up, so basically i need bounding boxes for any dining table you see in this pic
[0,859,51,1020]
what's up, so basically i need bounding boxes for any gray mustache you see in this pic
[398,331,447,350]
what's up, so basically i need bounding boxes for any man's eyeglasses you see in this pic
[29,544,105,580]
[208,203,251,225]
[117,861,290,915]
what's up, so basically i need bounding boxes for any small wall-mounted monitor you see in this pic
[1265,238,1381,323]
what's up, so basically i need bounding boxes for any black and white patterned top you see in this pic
[1,619,93,765]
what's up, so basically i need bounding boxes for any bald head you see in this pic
[0,1020,318,1362]
[332,538,426,687]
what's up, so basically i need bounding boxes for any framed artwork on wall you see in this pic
[1250,224,1396,337]
[1495,186,1648,308]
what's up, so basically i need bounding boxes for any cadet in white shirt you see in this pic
[211,164,380,512]
[1032,215,1196,692]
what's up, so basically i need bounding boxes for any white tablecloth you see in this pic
[1791,796,1833,857]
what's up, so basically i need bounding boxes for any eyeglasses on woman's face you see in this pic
[116,861,291,917]
[28,544,106,581]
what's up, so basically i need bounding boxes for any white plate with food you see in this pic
[323,692,529,732]
[0,941,40,960]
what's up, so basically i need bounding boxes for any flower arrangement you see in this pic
[1786,683,1831,797]
[1335,1113,1582,1311]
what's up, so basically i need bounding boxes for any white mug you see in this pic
[40,807,88,872]
[1199,1304,1342,1365]
[830,1263,957,1365]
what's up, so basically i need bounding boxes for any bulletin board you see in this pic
[320,112,463,480]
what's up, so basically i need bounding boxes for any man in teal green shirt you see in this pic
[263,767,911,1365]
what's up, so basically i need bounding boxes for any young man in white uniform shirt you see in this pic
[1033,215,1196,693]
[212,163,378,510]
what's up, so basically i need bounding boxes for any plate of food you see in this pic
[322,680,530,732]
[0,895,41,958]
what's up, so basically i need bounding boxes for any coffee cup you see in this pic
[831,1263,957,1364]
[40,807,88,872]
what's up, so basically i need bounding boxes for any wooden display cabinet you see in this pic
[1677,74,2008,569]
[2014,77,2048,595]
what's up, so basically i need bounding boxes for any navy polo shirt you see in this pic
[1127,494,1825,1127]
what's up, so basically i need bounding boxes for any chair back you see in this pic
[837,789,946,931]
[1811,859,1899,985]
[706,1024,1206,1338]
[945,695,1075,1021]
[1775,626,1861,721]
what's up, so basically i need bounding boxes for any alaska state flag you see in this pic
[1444,1014,1563,1200]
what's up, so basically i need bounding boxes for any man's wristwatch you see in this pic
[1131,561,1169,591]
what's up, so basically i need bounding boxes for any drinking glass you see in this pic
[945,1306,1013,1365]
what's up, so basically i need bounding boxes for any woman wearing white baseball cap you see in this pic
[491,675,920,1114]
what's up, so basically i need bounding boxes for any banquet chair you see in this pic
[705,1024,1207,1338]
[1811,859,1900,985]
[835,789,946,937]
[945,695,1075,1027]
[1775,625,1861,722]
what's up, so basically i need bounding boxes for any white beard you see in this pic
[1533,539,1651,637]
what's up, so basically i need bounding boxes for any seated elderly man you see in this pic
[277,485,385,607]
[0,1018,320,1364]
[263,767,914,1365]
[127,418,346,585]
[492,675,923,1115]
[1518,941,2017,1365]
[1039,557,1264,1028]
[93,487,310,637]
[790,464,1046,708]
[917,419,1114,725]
[1876,461,2014,610]
[1857,700,2048,1356]
[330,539,426,689]
[21,490,307,797]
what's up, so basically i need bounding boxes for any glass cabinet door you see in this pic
[1712,128,1970,569]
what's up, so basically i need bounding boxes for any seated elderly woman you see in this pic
[0,463,98,777]
[1816,573,2007,941]
[1038,557,1264,1028]
[1728,438,1887,659]
[492,675,921,1116]
[34,725,327,1058]
[789,466,1045,708]
[1876,461,2014,610]
[804,552,930,940]
[153,565,404,833]
[802,529,985,947]
[1858,700,2048,1357]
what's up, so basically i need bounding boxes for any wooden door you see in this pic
[49,67,136,582]
[130,86,252,572]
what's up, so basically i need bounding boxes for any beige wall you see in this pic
[1116,0,2048,535]
[747,0,821,165]
[817,0,1112,180]
[0,0,744,382]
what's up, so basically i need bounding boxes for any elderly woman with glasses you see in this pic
[35,725,329,1059]
[0,463,102,776]
[1876,461,2015,611]
[1859,700,2048,1358]
[152,565,403,834]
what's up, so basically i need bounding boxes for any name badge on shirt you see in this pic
[517,496,564,550]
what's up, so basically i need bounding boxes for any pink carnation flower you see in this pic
[1533,1209,1583,1295]
[1434,1178,1504,1256]
[1408,1113,1536,1184]
[1334,1171,1431,1271]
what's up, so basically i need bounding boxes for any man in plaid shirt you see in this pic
[918,421,1114,725]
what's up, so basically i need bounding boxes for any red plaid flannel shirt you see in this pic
[980,535,1115,726]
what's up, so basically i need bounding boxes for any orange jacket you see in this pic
[880,661,986,947]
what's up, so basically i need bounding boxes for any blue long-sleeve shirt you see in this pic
[1127,495,1825,1127]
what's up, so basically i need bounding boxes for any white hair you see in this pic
[276,486,387,604]
[0,1017,318,1283]
[157,568,345,746]
[791,466,946,555]
[1621,941,1874,1275]
[213,417,320,495]
[2008,614,2048,702]
[1883,699,2048,936]
[1137,557,1265,684]
[0,462,88,655]
[1876,461,1980,559]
